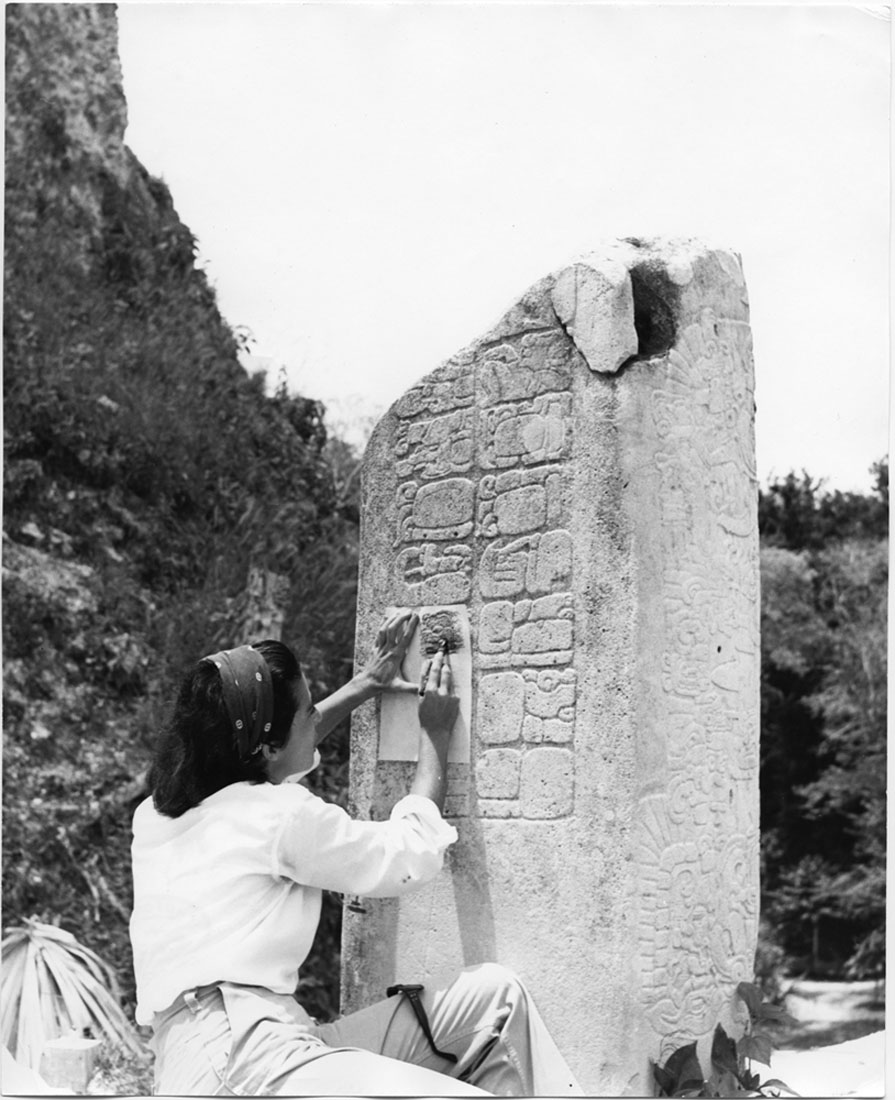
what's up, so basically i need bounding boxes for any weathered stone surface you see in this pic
[39,1035,102,1093]
[344,238,759,1095]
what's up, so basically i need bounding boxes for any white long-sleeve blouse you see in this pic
[129,781,457,1025]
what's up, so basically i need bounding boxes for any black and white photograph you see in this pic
[2,3,888,1097]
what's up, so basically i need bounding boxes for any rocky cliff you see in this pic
[7,5,132,255]
[3,3,354,1021]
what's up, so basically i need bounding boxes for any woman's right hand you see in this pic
[418,646,459,737]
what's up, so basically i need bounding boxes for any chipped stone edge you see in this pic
[548,237,744,374]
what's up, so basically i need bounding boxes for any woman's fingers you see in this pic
[419,647,453,694]
[417,645,459,736]
[427,649,444,690]
[438,652,453,694]
[395,611,417,651]
[391,678,422,695]
[382,609,417,648]
[365,610,422,694]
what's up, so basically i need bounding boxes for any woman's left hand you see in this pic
[359,609,420,695]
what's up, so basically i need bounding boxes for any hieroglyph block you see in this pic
[346,239,760,1095]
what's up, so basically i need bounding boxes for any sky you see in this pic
[115,2,891,492]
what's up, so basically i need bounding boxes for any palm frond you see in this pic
[0,935,28,1040]
[40,939,94,1033]
[17,937,43,1067]
[0,919,143,1068]
[63,964,144,1055]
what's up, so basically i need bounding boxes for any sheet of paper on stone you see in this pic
[379,605,471,762]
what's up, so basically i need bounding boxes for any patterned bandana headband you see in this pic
[201,645,274,762]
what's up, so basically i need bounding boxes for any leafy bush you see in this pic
[759,467,887,978]
[652,982,796,1098]
[85,1039,155,1096]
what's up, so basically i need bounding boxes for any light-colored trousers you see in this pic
[150,963,584,1096]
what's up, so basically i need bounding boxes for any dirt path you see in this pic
[762,980,886,1098]
[772,980,885,1051]
[771,1031,885,1098]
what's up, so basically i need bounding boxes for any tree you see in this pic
[759,465,887,552]
[759,548,829,877]
[795,540,887,977]
[758,462,887,977]
[759,472,826,550]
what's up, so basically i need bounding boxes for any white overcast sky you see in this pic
[116,2,891,491]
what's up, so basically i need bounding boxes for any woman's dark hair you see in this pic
[149,640,301,817]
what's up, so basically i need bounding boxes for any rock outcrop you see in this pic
[2,4,341,1018]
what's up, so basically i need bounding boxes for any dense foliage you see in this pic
[3,2,360,1025]
[758,465,887,979]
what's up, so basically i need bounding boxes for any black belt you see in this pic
[386,983,459,1065]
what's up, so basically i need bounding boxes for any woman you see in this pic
[130,609,582,1096]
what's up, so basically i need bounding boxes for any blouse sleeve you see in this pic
[272,790,458,898]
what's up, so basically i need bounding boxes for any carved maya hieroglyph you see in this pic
[344,238,760,1095]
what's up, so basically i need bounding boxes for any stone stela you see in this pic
[344,238,760,1095]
